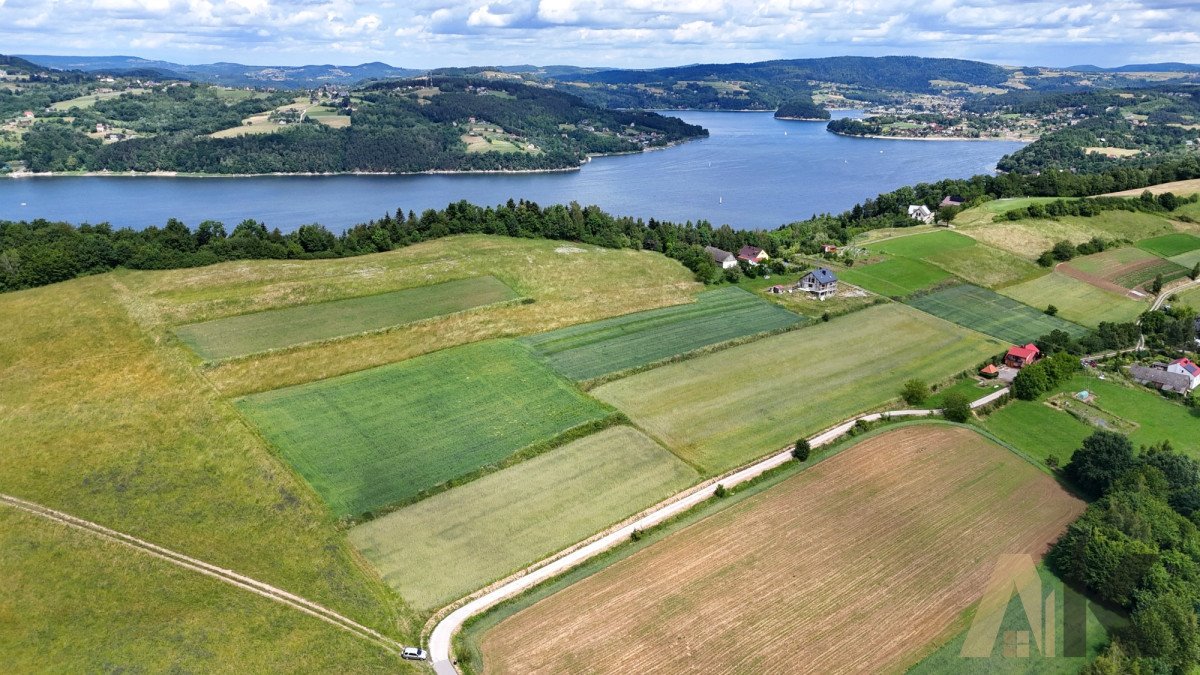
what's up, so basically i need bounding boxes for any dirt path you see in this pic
[0,493,406,658]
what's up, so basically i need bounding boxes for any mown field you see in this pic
[1136,233,1200,258]
[1169,249,1200,269]
[118,235,699,396]
[592,303,1004,472]
[999,272,1146,327]
[349,426,697,611]
[1178,284,1200,310]
[479,425,1085,675]
[866,230,1043,288]
[175,275,519,361]
[836,256,950,297]
[979,401,1096,465]
[237,340,615,518]
[907,284,1089,344]
[0,275,409,667]
[520,287,803,381]
[1054,376,1199,457]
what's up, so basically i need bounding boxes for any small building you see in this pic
[1167,358,1200,390]
[980,364,1000,379]
[797,267,838,301]
[768,284,791,295]
[940,195,966,208]
[1004,343,1040,369]
[908,205,935,224]
[737,245,769,265]
[821,244,839,254]
[1130,365,1195,394]
[704,245,738,270]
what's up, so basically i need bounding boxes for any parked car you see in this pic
[402,647,428,661]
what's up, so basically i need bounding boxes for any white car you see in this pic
[402,647,428,661]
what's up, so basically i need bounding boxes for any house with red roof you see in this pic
[1167,358,1200,390]
[1004,343,1040,369]
[980,364,999,379]
[736,245,769,265]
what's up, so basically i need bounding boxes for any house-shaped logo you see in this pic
[961,555,1055,658]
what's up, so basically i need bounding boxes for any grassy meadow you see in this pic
[979,401,1096,466]
[116,235,699,396]
[348,426,697,611]
[237,340,615,518]
[1136,233,1200,258]
[866,230,1043,288]
[1055,376,1200,457]
[1177,284,1200,310]
[520,287,803,381]
[958,211,1186,259]
[176,275,519,360]
[0,276,408,664]
[836,256,951,297]
[592,303,1005,473]
[907,284,1089,344]
[999,272,1146,326]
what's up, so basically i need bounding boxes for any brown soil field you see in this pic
[1056,262,1143,298]
[480,425,1084,675]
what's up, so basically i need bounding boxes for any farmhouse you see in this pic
[1004,343,1040,368]
[737,245,769,265]
[940,195,966,208]
[704,246,738,269]
[1167,358,1200,390]
[908,205,935,224]
[1130,365,1196,394]
[798,267,838,300]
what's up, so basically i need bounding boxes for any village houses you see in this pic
[704,246,738,269]
[736,245,769,265]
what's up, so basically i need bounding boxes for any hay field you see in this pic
[1105,178,1200,197]
[999,272,1146,326]
[958,212,1183,259]
[480,426,1085,675]
[867,230,1043,288]
[592,304,1004,473]
[237,340,614,518]
[175,275,519,361]
[520,287,803,381]
[117,235,699,396]
[349,426,697,611]
[907,284,1090,343]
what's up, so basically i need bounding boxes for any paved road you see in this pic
[428,389,1008,674]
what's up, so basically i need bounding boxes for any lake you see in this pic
[0,111,1023,232]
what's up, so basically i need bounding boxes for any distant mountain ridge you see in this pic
[17,55,421,87]
[1066,63,1200,73]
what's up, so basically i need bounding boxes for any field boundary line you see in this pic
[0,493,405,657]
[425,390,1007,674]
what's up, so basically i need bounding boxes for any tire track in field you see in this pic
[0,493,405,658]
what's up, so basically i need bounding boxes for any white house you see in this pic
[1167,358,1200,390]
[798,267,838,300]
[736,245,769,265]
[704,245,738,269]
[908,205,935,224]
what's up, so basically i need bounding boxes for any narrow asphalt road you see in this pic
[428,387,1010,674]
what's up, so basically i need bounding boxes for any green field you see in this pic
[837,256,951,297]
[1055,376,1199,457]
[999,273,1146,327]
[592,304,1005,473]
[1136,233,1200,257]
[1114,259,1190,289]
[960,212,1181,260]
[907,285,1089,344]
[1177,284,1200,310]
[176,276,520,361]
[348,426,697,610]
[519,287,803,381]
[1068,246,1157,276]
[237,340,614,517]
[979,401,1095,465]
[867,231,1045,288]
[1169,249,1200,269]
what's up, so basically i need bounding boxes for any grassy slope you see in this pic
[237,340,615,518]
[520,287,803,381]
[1136,233,1200,258]
[0,276,408,665]
[837,256,951,297]
[907,284,1089,343]
[348,426,697,611]
[593,303,1005,473]
[867,230,1043,289]
[980,401,1096,465]
[117,235,699,396]
[1177,284,1200,309]
[999,273,1146,327]
[958,211,1187,260]
[175,275,519,361]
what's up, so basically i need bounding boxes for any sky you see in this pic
[2,0,1198,69]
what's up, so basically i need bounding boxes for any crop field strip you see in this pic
[866,230,1043,289]
[519,287,804,381]
[236,340,615,518]
[835,256,950,297]
[592,303,1004,473]
[1064,245,1188,289]
[348,426,697,611]
[174,275,520,361]
[906,284,1089,343]
[480,426,1085,675]
[998,272,1145,326]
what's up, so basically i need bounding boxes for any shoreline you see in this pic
[774,116,832,122]
[828,130,1035,143]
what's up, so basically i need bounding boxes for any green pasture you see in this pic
[999,273,1146,327]
[175,276,519,360]
[836,256,951,297]
[237,340,614,518]
[1055,376,1199,457]
[349,426,697,610]
[1136,233,1200,258]
[1176,284,1200,309]
[907,285,1089,344]
[979,401,1095,466]
[592,304,1004,473]
[867,230,1043,288]
[520,287,803,381]
[1169,249,1200,269]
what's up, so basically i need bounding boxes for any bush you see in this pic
[941,391,972,422]
[1065,430,1136,496]
[900,379,929,406]
[1045,304,1058,316]
[713,483,728,498]
[792,439,811,462]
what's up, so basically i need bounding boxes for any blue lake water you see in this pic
[0,111,1024,232]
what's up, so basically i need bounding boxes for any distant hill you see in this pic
[0,54,51,74]
[17,55,422,88]
[1067,63,1200,73]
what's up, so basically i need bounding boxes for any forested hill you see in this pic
[14,76,707,175]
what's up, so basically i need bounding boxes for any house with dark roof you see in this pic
[704,245,738,269]
[1130,365,1196,394]
[1167,358,1200,390]
[940,195,966,208]
[736,245,769,265]
[1004,343,1040,369]
[797,267,838,300]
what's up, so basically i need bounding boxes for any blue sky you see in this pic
[2,0,1198,68]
